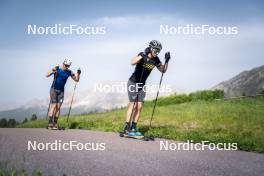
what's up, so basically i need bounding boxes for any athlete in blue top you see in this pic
[46,59,81,129]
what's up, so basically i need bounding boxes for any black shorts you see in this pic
[50,88,64,103]
[127,80,146,102]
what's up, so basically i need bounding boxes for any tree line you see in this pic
[0,113,38,128]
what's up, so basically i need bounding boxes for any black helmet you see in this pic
[149,40,162,51]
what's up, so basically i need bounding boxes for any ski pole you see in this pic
[46,104,50,120]
[149,52,170,128]
[66,82,77,127]
[142,68,165,141]
[46,65,59,120]
[149,67,165,128]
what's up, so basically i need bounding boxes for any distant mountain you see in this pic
[212,65,264,97]
[0,81,175,121]
[0,99,48,122]
[0,105,47,122]
[2,64,263,121]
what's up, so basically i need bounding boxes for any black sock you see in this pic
[124,122,130,131]
[54,117,58,124]
[48,116,53,123]
[131,122,137,130]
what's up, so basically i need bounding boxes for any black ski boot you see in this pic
[52,117,58,130]
[120,122,130,137]
[47,116,54,129]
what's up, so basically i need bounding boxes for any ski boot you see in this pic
[120,123,131,137]
[47,116,54,130]
[130,122,143,137]
[130,128,143,137]
[52,117,58,130]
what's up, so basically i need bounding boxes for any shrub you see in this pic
[190,89,224,101]
[30,114,38,121]
[0,118,7,127]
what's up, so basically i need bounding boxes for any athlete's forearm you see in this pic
[47,65,59,77]
[159,63,168,73]
[131,56,142,65]
[46,70,55,77]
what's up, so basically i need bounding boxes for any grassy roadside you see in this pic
[18,92,264,153]
[0,162,42,176]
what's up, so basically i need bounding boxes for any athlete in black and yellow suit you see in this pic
[124,40,170,136]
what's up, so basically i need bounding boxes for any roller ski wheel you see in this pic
[119,131,144,140]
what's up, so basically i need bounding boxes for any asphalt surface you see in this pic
[0,128,263,176]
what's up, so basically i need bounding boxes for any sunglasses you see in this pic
[64,64,70,68]
[151,48,160,55]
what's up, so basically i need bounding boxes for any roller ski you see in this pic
[46,124,65,130]
[119,130,144,140]
[46,117,65,130]
[119,130,154,141]
[119,123,147,140]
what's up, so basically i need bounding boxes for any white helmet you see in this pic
[149,40,162,51]
[63,59,72,66]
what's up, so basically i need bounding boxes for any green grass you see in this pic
[18,94,264,153]
[0,162,42,176]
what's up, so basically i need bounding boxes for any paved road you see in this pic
[0,128,263,176]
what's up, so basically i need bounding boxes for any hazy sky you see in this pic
[0,0,264,106]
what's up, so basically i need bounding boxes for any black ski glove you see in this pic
[77,68,81,74]
[165,52,171,64]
